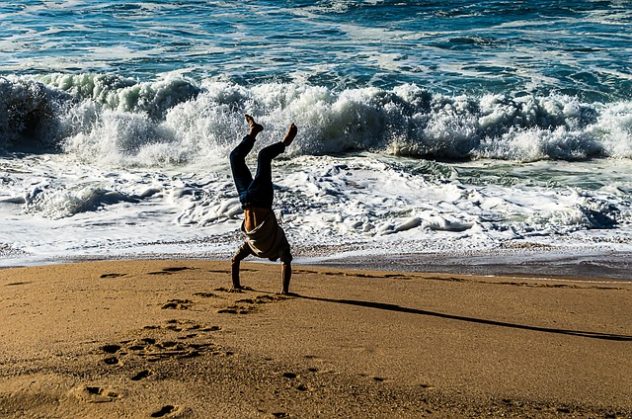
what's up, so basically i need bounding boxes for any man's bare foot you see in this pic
[283,123,297,147]
[245,114,263,137]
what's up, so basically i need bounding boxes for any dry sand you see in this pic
[0,259,631,418]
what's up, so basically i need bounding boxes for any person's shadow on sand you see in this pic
[278,293,632,342]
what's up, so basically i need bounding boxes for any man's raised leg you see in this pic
[283,123,297,147]
[229,115,264,194]
[250,123,298,193]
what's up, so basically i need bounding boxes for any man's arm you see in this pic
[231,242,252,291]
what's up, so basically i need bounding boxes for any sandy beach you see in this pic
[0,259,631,418]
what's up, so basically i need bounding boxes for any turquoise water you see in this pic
[2,1,631,100]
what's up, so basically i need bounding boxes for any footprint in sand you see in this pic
[107,318,222,365]
[103,356,121,366]
[161,299,192,310]
[200,326,221,332]
[150,405,178,417]
[214,286,254,293]
[131,369,152,381]
[101,344,121,354]
[120,334,219,361]
[235,298,255,304]
[165,324,183,332]
[149,267,195,276]
[217,305,253,315]
[99,273,126,279]
[80,385,120,403]
[193,292,219,298]
[177,333,198,340]
[163,320,220,333]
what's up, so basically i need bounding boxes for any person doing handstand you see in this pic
[229,114,297,294]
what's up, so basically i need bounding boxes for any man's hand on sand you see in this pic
[283,123,297,147]
[245,114,263,137]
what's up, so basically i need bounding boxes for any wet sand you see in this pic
[0,259,631,418]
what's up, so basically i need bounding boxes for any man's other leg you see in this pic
[229,115,264,195]
[245,141,285,208]
[253,142,286,186]
[252,123,297,187]
[247,123,298,207]
[282,262,291,295]
[231,242,252,291]
[280,249,293,295]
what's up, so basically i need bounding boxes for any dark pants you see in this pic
[229,135,292,293]
[229,135,285,209]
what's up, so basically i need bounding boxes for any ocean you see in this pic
[1,1,631,275]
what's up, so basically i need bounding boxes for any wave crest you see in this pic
[1,74,631,164]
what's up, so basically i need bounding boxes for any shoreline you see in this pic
[2,247,631,282]
[1,259,631,417]
[313,250,632,282]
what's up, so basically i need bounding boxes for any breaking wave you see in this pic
[22,184,143,219]
[1,73,631,165]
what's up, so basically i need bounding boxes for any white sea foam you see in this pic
[2,75,631,166]
[1,75,632,266]
[2,150,631,267]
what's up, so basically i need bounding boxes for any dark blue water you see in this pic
[1,1,631,101]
